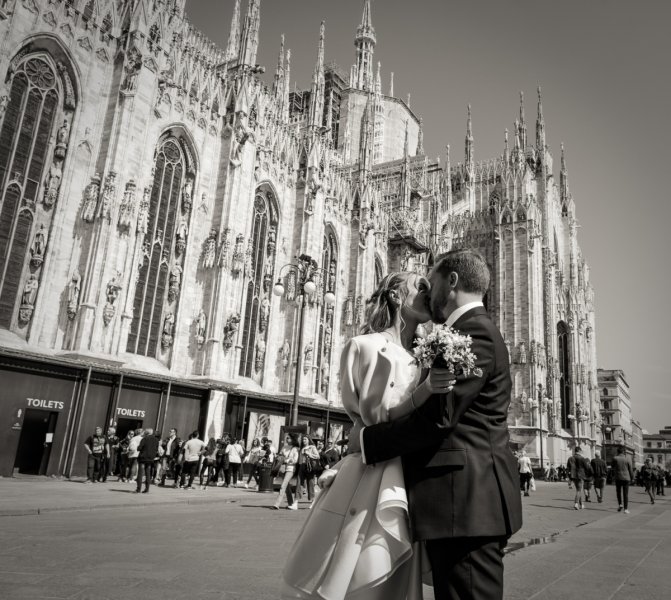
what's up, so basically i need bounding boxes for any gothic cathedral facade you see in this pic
[0,0,599,476]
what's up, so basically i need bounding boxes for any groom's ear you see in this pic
[448,272,459,289]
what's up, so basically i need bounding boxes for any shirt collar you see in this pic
[446,301,484,328]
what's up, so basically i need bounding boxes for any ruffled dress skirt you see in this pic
[281,453,426,600]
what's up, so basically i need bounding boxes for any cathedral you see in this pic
[0,0,599,478]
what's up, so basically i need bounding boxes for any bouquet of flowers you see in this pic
[412,325,483,377]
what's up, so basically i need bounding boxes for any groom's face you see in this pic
[428,270,452,324]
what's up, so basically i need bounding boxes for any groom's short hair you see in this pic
[434,249,490,295]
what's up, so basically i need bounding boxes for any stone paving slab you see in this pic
[0,478,669,599]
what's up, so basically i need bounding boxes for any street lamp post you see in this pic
[273,254,335,427]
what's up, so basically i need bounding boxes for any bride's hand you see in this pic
[424,368,457,394]
[318,468,338,489]
[346,419,363,454]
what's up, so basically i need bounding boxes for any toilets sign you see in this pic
[27,398,65,411]
[116,407,146,418]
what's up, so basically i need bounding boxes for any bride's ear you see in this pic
[387,289,400,307]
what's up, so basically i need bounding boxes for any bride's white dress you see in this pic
[281,335,427,600]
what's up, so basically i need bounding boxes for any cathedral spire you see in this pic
[417,117,425,155]
[536,86,545,150]
[503,128,509,163]
[375,61,382,95]
[465,104,474,170]
[560,142,570,203]
[272,34,285,96]
[239,0,261,67]
[389,72,394,97]
[519,91,527,150]
[308,21,326,130]
[352,0,377,91]
[225,0,241,63]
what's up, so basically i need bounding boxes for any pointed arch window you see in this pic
[0,55,69,330]
[82,0,95,22]
[315,232,338,394]
[127,136,191,357]
[557,321,571,430]
[239,189,278,379]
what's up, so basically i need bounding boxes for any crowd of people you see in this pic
[82,426,345,498]
[515,444,668,513]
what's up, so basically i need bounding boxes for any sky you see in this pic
[187,0,671,433]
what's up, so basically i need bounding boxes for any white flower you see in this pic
[413,325,483,378]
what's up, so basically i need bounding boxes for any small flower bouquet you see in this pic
[413,325,483,377]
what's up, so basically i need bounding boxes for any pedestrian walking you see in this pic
[591,451,608,503]
[216,436,231,486]
[159,428,181,487]
[518,450,533,496]
[567,446,589,510]
[641,457,657,505]
[655,464,665,496]
[180,431,206,490]
[199,437,218,490]
[128,429,144,482]
[101,427,119,482]
[272,433,300,510]
[583,458,594,503]
[612,445,634,513]
[83,426,108,484]
[244,438,265,489]
[117,430,133,482]
[135,428,159,494]
[296,434,321,506]
[226,437,244,486]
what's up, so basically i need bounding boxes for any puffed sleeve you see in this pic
[339,338,361,422]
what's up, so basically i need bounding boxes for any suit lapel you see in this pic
[452,306,488,331]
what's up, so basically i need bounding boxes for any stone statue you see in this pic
[67,270,81,320]
[175,219,188,255]
[122,52,142,92]
[244,240,253,277]
[43,161,62,207]
[530,341,537,365]
[519,391,528,410]
[517,341,527,364]
[324,324,332,350]
[321,361,330,392]
[218,229,231,269]
[168,264,182,303]
[266,226,276,256]
[30,223,48,267]
[344,296,353,326]
[231,234,245,275]
[82,174,101,223]
[255,340,266,373]
[103,273,122,327]
[136,186,151,233]
[100,171,117,221]
[230,114,253,167]
[280,339,291,371]
[21,274,39,307]
[259,295,270,333]
[195,309,207,346]
[203,229,217,269]
[181,178,193,213]
[303,342,314,374]
[54,117,70,159]
[222,313,240,352]
[19,275,39,323]
[504,338,513,364]
[161,312,175,349]
[117,179,136,232]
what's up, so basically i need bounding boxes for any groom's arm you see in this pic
[361,321,495,465]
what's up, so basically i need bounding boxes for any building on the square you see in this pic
[643,427,671,469]
[0,0,600,477]
[631,419,644,469]
[597,369,635,464]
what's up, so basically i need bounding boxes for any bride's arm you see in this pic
[386,370,455,421]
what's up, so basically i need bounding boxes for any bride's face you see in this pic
[400,274,432,323]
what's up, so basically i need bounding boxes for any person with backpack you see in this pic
[590,451,608,503]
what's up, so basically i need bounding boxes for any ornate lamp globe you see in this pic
[303,278,317,295]
[324,291,336,306]
[273,280,285,297]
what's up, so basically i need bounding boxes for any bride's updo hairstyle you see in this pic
[361,272,413,334]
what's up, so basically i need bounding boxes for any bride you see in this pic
[281,272,456,600]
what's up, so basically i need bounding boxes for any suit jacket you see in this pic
[361,306,523,540]
[137,435,160,463]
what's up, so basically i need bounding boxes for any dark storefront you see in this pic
[0,355,208,479]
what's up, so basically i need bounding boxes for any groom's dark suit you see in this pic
[361,306,523,599]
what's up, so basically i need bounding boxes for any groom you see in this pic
[355,249,522,599]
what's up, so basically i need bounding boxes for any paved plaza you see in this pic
[0,477,668,599]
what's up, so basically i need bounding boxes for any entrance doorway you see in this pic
[116,417,143,440]
[14,410,58,475]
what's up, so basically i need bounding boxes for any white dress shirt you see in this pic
[446,301,484,328]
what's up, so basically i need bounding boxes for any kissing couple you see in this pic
[281,249,523,600]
